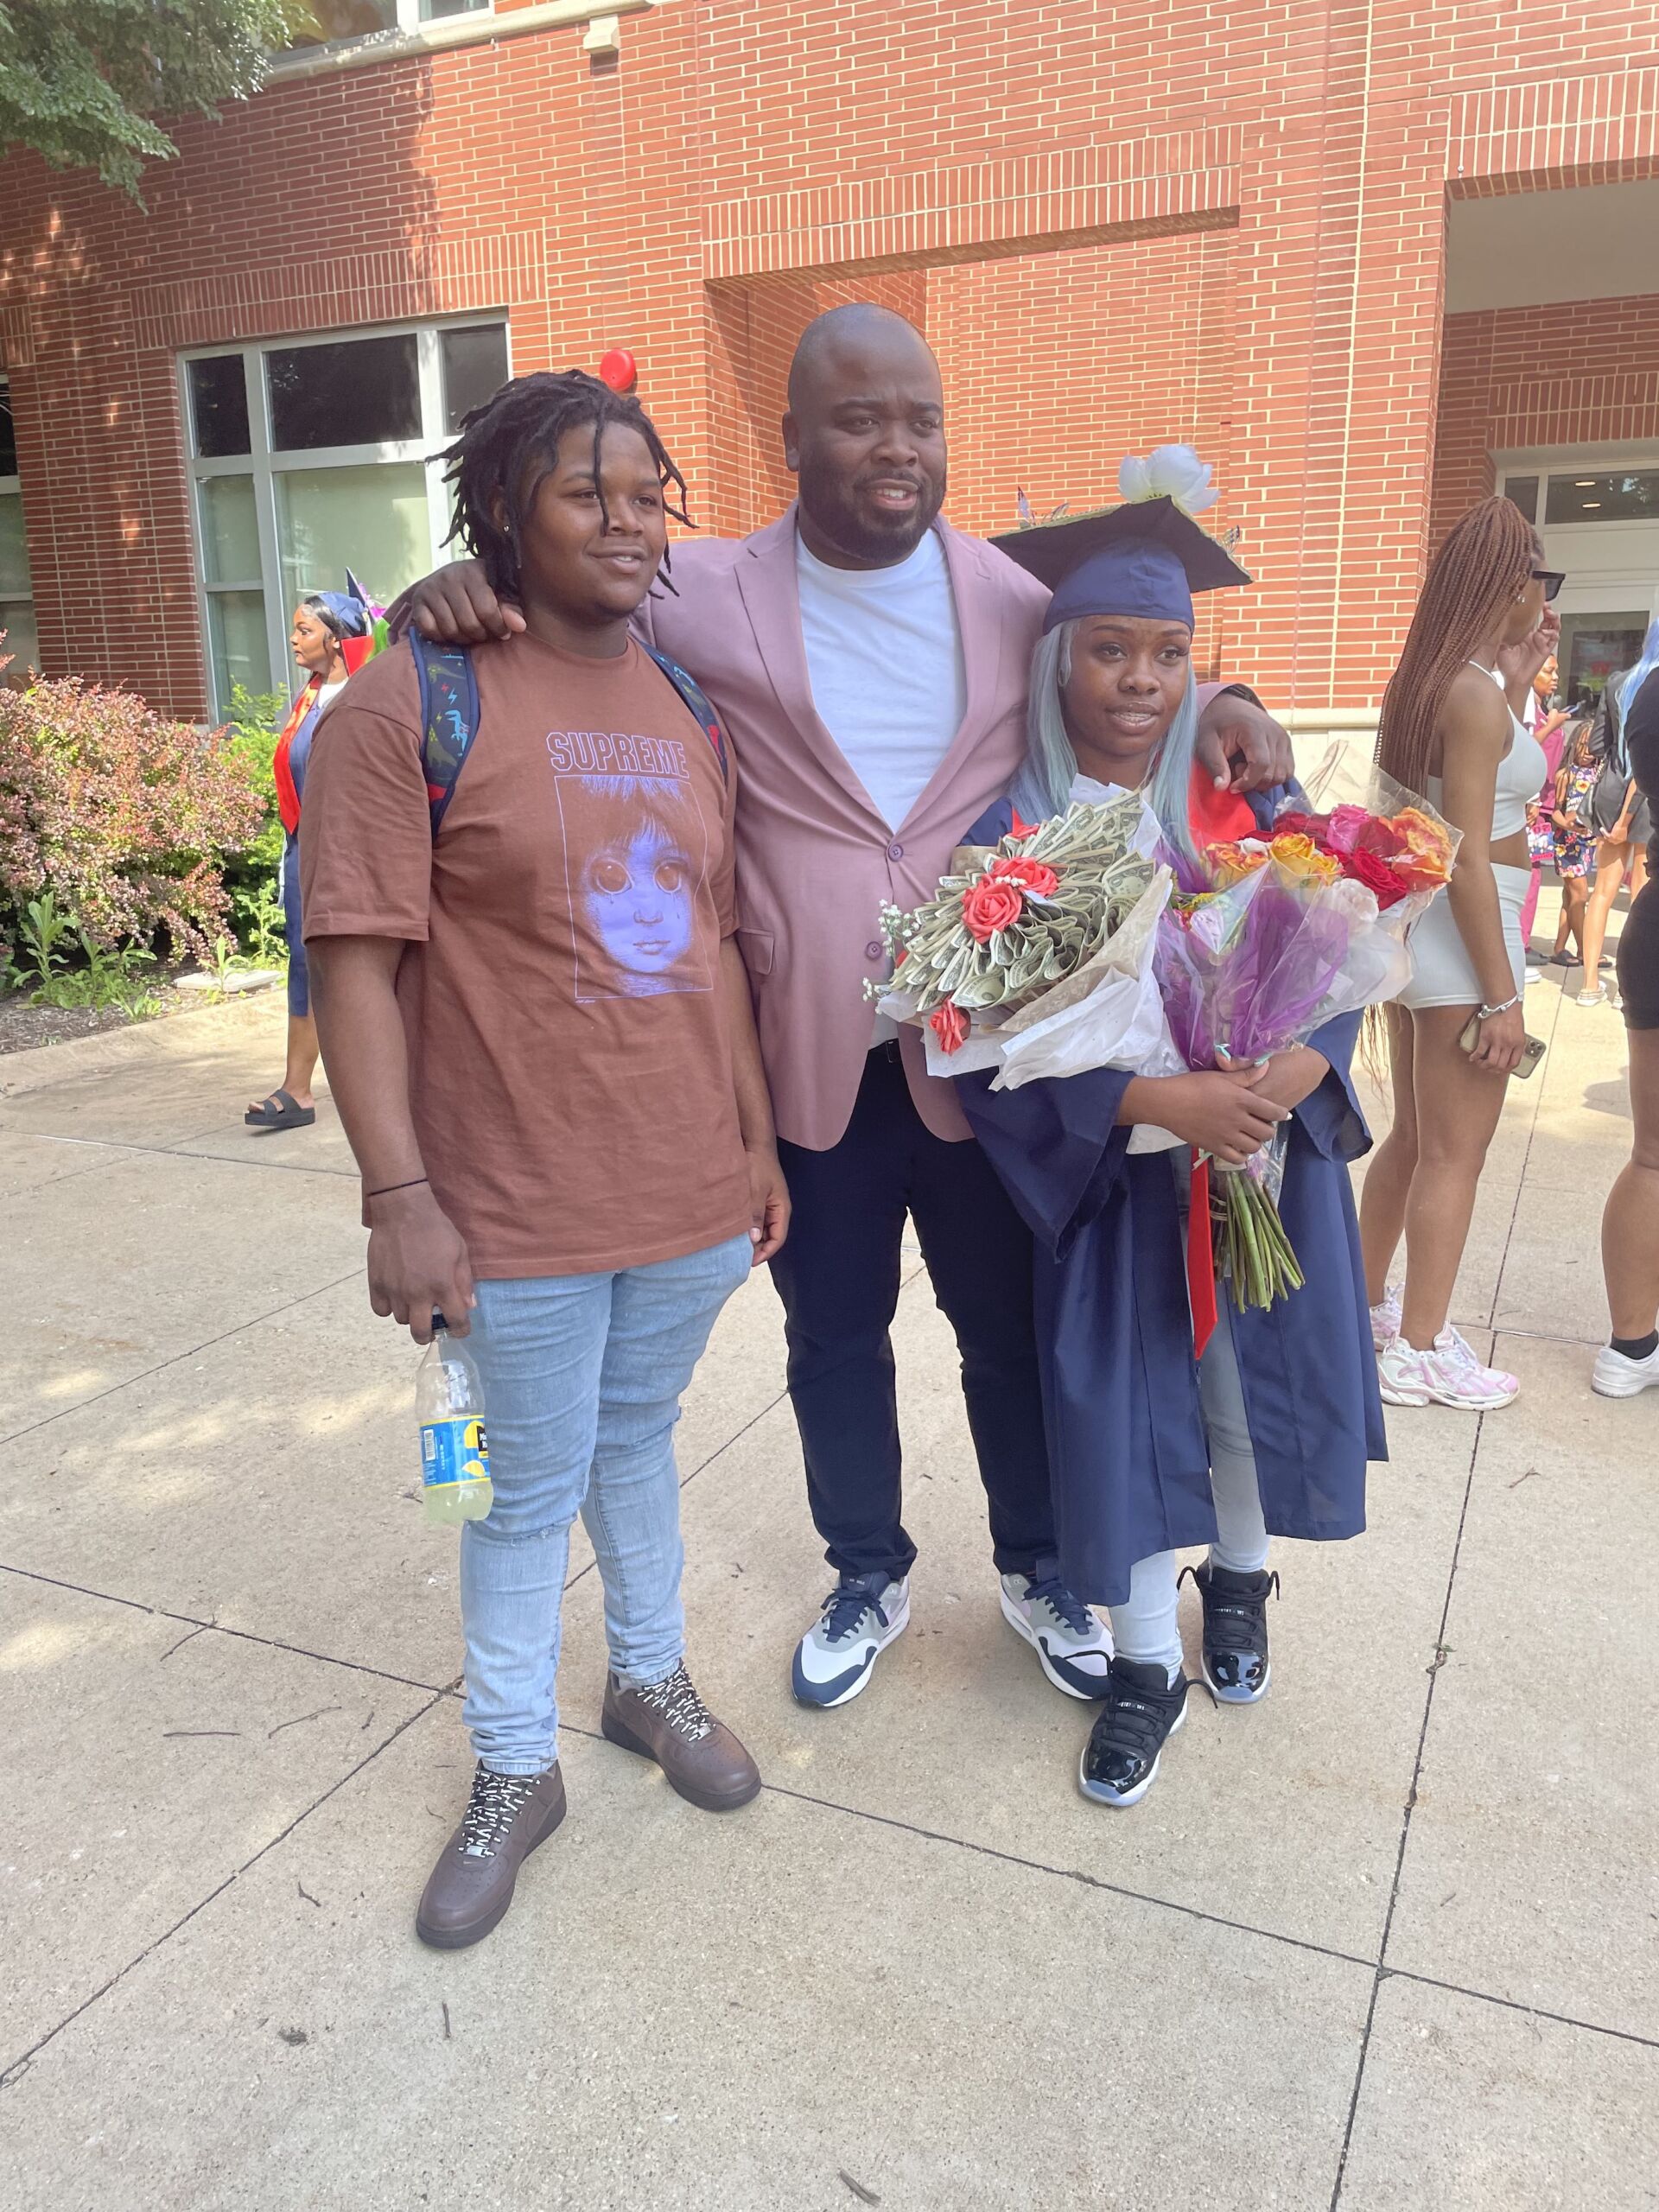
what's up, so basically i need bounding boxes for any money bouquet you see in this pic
[871,792,1170,1069]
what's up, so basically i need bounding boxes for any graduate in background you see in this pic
[956,471,1384,1808]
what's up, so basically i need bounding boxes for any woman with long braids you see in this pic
[1359,496,1560,1411]
[300,371,788,1948]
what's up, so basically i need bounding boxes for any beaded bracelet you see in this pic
[1478,994,1522,1019]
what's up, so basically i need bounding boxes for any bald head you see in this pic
[782,304,948,569]
[785,303,939,414]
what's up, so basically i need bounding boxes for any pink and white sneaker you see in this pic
[1376,1331,1519,1410]
[1370,1286,1402,1350]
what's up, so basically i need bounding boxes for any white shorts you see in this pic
[1397,863,1529,1012]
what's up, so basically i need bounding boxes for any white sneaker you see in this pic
[1592,1341,1659,1399]
[1377,1333,1519,1410]
[1000,1569,1114,1700]
[791,1573,909,1707]
[1370,1285,1402,1350]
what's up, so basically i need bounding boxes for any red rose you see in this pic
[930,1001,969,1054]
[1270,810,1328,844]
[1353,814,1408,860]
[962,874,1026,941]
[1342,848,1411,908]
[989,855,1060,896]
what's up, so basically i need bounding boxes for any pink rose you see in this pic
[962,875,1026,942]
[1325,804,1371,856]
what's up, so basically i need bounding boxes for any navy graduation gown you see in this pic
[956,790,1386,1608]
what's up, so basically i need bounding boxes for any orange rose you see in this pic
[962,874,1026,942]
[1207,840,1271,889]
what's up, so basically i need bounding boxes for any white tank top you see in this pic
[1426,662,1548,842]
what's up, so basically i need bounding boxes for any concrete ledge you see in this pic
[264,0,655,85]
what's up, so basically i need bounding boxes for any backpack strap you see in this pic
[641,640,729,784]
[411,633,482,836]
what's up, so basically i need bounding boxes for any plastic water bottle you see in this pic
[416,1321,493,1526]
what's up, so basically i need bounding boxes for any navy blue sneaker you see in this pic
[1077,1657,1192,1808]
[1183,1560,1278,1704]
[1000,1567,1114,1699]
[791,1573,910,1708]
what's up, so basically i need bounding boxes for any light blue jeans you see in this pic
[459,1232,753,1776]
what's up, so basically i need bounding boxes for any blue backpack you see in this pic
[410,632,728,836]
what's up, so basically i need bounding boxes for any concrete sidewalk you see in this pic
[1,957,1654,2209]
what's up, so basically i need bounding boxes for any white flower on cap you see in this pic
[1116,445,1219,518]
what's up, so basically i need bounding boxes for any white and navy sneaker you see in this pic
[791,1572,910,1708]
[1183,1560,1278,1704]
[1077,1658,1192,1808]
[1000,1567,1114,1699]
[1592,1339,1659,1398]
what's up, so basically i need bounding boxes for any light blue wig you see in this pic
[1010,615,1203,867]
[1617,617,1659,754]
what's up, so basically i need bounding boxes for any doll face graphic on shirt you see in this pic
[556,772,711,999]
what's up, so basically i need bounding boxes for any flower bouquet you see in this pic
[1155,759,1459,1319]
[870,793,1167,1064]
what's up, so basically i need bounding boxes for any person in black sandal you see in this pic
[246,588,374,1135]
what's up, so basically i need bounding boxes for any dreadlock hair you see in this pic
[1376,495,1536,797]
[438,369,692,601]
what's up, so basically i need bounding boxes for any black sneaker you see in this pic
[1077,1657,1192,1808]
[1184,1560,1279,1704]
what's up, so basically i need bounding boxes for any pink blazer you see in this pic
[640,508,1047,1151]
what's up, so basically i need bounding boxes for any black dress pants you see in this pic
[770,1041,1056,1583]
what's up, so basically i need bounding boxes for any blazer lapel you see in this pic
[734,506,888,831]
[898,518,1009,832]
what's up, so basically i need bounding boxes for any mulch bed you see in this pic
[0,980,200,1056]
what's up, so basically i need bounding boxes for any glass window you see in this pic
[0,390,16,479]
[0,491,31,599]
[198,476,263,586]
[276,461,430,612]
[440,323,510,433]
[1545,470,1659,524]
[267,334,421,451]
[188,354,251,458]
[422,0,489,16]
[282,0,397,49]
[1,601,38,678]
[1500,474,1539,521]
[186,320,507,716]
[207,593,273,703]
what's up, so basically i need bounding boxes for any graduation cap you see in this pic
[992,448,1250,635]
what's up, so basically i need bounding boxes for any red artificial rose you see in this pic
[1008,806,1039,840]
[989,855,1060,896]
[930,1001,970,1054]
[962,874,1026,941]
[1341,847,1411,908]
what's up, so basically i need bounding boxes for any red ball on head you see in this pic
[598,347,638,392]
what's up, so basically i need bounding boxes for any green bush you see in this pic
[219,682,292,963]
[0,668,265,961]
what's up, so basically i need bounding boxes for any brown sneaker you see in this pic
[601,1663,761,1811]
[415,1762,566,1950]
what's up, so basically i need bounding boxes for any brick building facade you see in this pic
[1,1,1657,725]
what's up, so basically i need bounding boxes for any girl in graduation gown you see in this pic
[955,481,1385,1808]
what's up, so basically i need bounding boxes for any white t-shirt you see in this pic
[795,528,967,831]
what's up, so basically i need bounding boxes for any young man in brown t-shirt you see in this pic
[301,372,788,1949]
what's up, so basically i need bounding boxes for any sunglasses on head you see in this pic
[1532,568,1565,602]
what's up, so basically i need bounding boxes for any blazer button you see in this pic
[865,940,884,962]
[887,840,904,861]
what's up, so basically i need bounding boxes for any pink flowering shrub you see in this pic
[0,671,264,954]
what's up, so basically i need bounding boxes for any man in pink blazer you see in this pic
[399,305,1290,1713]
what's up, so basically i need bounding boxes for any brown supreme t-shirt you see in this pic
[299,632,752,1278]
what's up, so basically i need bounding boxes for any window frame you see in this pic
[1498,442,1659,531]
[181,314,510,717]
[0,373,36,677]
[280,0,492,60]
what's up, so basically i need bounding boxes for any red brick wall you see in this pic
[1431,294,1659,544]
[1,3,1657,719]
